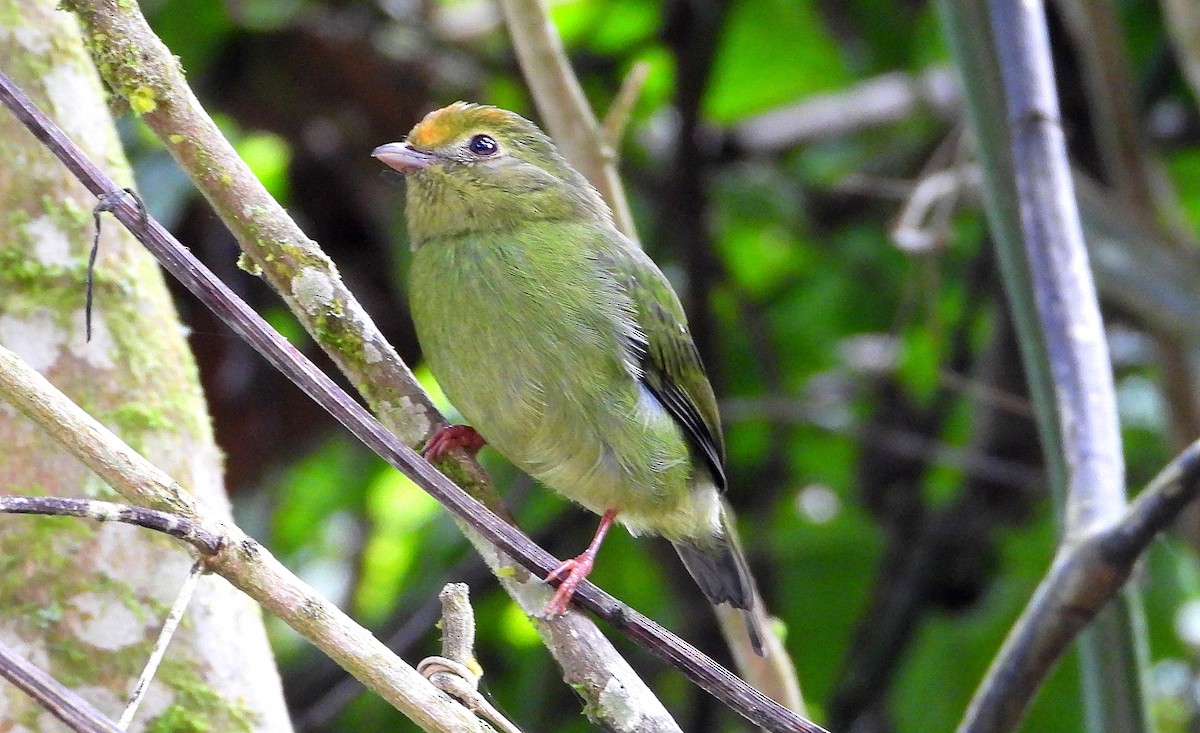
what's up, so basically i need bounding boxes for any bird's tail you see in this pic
[673,504,766,656]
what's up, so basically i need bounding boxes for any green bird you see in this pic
[374,102,764,655]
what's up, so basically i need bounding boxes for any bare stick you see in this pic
[602,61,650,149]
[434,583,476,665]
[0,496,221,553]
[117,561,205,729]
[0,640,123,733]
[938,0,1148,729]
[733,67,961,152]
[988,0,1125,537]
[958,438,1200,731]
[0,72,823,733]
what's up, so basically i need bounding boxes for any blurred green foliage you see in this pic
[115,0,1200,730]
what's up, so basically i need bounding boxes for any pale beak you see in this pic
[372,142,437,172]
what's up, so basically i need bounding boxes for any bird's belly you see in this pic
[409,233,715,537]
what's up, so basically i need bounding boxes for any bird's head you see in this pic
[373,103,610,246]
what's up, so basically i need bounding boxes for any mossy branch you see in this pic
[0,344,487,733]
[0,67,822,733]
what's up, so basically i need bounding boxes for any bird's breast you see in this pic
[407,226,703,532]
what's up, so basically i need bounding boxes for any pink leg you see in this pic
[423,425,486,462]
[542,509,618,616]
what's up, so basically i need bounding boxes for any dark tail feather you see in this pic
[674,523,765,657]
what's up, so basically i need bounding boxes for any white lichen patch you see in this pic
[66,591,148,651]
[363,340,383,364]
[291,267,335,315]
[378,396,431,445]
[597,677,646,732]
[43,64,113,157]
[68,311,116,370]
[0,308,65,371]
[26,214,73,266]
[343,295,373,326]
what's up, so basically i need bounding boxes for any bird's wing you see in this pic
[598,239,727,490]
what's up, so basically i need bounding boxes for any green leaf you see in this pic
[704,0,848,123]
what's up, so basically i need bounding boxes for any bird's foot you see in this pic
[541,554,595,617]
[539,508,618,617]
[422,425,486,462]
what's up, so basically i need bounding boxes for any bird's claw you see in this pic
[423,425,486,462]
[541,556,594,617]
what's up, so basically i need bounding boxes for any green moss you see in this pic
[0,3,20,27]
[79,23,162,119]
[236,252,262,276]
[48,638,95,687]
[41,194,91,231]
[0,506,95,618]
[107,401,173,434]
[147,705,210,733]
[158,659,259,733]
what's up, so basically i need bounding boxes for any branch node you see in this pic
[418,583,524,733]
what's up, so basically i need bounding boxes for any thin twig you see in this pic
[434,583,476,665]
[117,561,205,729]
[496,0,637,238]
[732,67,962,152]
[958,437,1200,731]
[0,72,824,733]
[0,496,221,553]
[601,61,650,150]
[0,640,123,733]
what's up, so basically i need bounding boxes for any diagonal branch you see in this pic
[55,0,672,727]
[0,640,124,733]
[0,345,485,733]
[957,438,1200,731]
[0,69,824,733]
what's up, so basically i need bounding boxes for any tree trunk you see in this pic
[0,2,292,730]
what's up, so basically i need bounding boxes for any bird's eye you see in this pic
[468,134,499,156]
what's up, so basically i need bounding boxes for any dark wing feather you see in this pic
[602,246,727,490]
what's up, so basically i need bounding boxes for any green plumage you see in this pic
[378,103,762,652]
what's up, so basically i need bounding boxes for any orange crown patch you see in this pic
[407,102,514,149]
